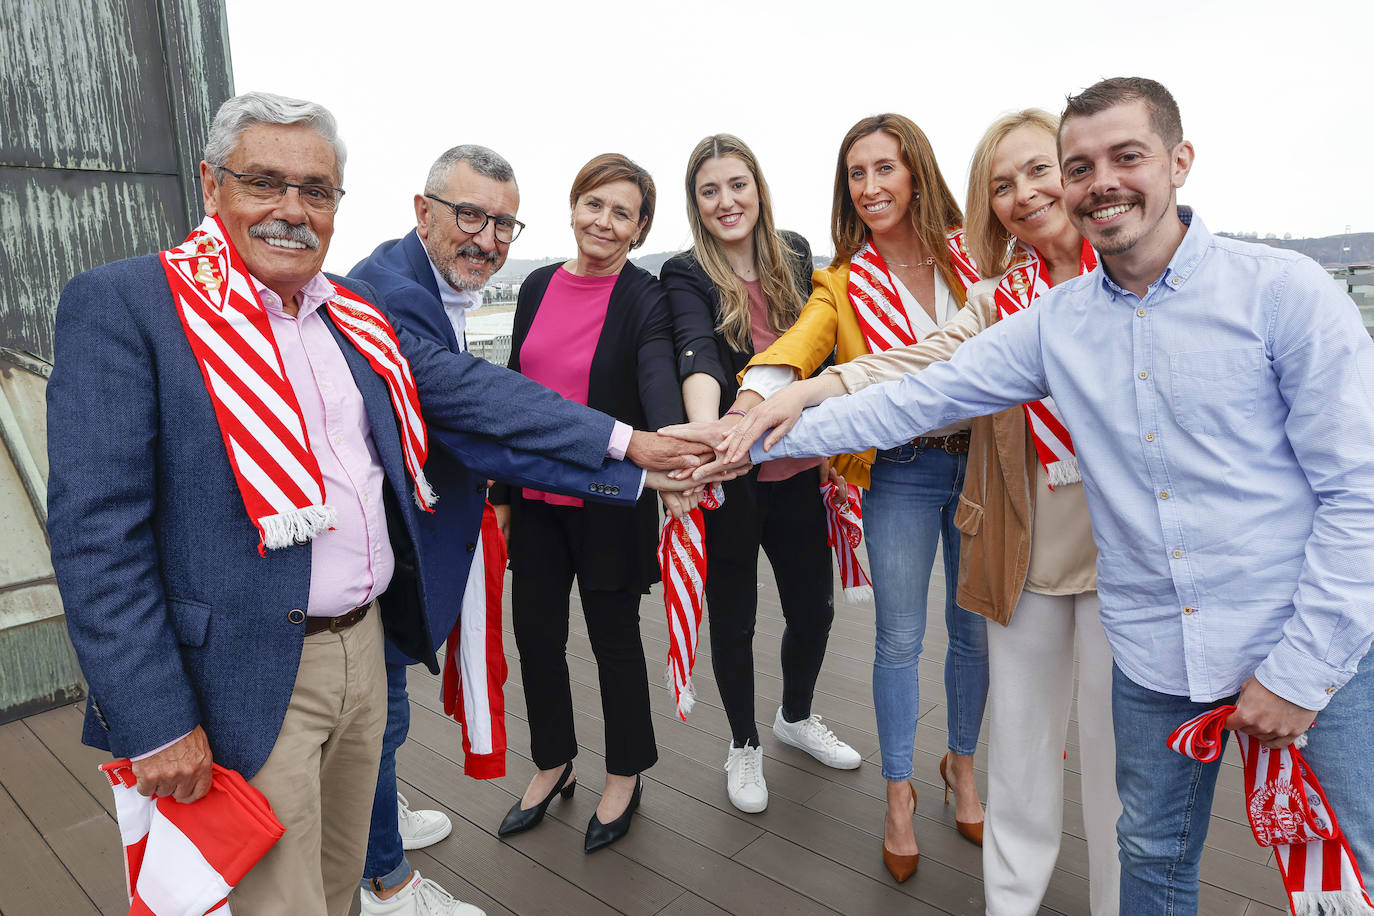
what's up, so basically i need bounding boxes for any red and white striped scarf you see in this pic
[848,227,979,355]
[993,239,1098,488]
[821,478,872,603]
[160,216,434,555]
[1169,706,1374,916]
[441,500,509,778]
[658,485,723,720]
[100,759,284,915]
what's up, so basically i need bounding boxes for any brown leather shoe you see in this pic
[881,782,919,882]
[940,752,985,847]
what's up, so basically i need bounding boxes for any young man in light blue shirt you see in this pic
[690,77,1374,912]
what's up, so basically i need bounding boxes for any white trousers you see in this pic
[983,589,1121,916]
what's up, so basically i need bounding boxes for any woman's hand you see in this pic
[661,488,702,520]
[721,374,848,465]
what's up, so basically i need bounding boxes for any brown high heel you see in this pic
[881,782,920,882]
[939,752,984,847]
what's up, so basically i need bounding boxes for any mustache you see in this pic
[248,219,319,249]
[455,243,499,263]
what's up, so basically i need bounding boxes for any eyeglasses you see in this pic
[215,165,345,213]
[424,194,525,243]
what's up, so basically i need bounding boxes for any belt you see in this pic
[304,604,370,636]
[910,431,971,455]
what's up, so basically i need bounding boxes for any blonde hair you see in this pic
[965,109,1060,277]
[683,135,803,352]
[830,114,966,302]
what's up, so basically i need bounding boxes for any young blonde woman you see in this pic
[704,115,989,881]
[661,135,861,815]
[716,110,1121,913]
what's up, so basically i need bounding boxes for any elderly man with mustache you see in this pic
[46,92,709,916]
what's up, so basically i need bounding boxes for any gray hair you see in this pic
[424,144,516,195]
[203,91,347,182]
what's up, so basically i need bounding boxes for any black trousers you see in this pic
[509,498,657,777]
[704,466,835,747]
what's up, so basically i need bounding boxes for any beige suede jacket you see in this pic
[827,280,1096,626]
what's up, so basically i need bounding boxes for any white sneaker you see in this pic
[772,707,862,769]
[359,870,485,915]
[397,792,453,850]
[724,741,769,813]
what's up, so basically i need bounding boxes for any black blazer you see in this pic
[507,261,685,591]
[661,231,822,415]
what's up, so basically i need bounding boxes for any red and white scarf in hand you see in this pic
[100,758,284,916]
[658,485,724,720]
[848,227,979,355]
[159,216,434,555]
[1168,706,1374,916]
[992,239,1098,488]
[441,500,509,778]
[821,478,873,604]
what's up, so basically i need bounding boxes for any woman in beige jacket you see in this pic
[717,110,1121,915]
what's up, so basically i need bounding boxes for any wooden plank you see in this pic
[0,720,126,912]
[733,832,944,914]
[19,703,116,819]
[0,782,98,915]
[652,892,731,916]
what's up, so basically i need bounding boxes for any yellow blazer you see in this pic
[742,259,965,488]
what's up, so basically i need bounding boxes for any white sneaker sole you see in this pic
[401,817,453,850]
[773,727,862,770]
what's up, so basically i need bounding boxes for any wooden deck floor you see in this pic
[1,557,1290,915]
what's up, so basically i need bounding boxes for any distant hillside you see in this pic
[492,250,680,283]
[1216,232,1374,266]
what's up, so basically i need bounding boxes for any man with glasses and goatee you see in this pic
[47,93,707,916]
[349,146,611,915]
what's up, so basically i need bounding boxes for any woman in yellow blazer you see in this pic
[720,113,989,880]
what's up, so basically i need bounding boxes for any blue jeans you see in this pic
[361,660,412,889]
[1113,651,1374,915]
[864,445,989,781]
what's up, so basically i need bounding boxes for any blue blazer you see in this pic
[46,255,637,777]
[349,231,640,665]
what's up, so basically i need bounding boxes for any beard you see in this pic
[1072,193,1146,256]
[434,243,499,293]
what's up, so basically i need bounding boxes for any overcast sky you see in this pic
[225,0,1374,274]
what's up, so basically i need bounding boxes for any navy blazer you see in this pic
[349,231,641,665]
[46,255,635,777]
[508,262,684,591]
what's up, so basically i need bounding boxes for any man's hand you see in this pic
[721,374,847,464]
[492,503,510,542]
[661,489,701,520]
[131,725,213,803]
[646,469,705,493]
[626,430,714,471]
[1223,677,1318,749]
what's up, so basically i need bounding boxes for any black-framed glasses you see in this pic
[425,194,525,243]
[214,165,345,213]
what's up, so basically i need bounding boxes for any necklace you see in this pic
[889,257,935,267]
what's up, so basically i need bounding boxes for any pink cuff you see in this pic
[131,730,192,761]
[607,421,632,461]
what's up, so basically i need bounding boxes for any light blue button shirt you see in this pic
[755,209,1374,710]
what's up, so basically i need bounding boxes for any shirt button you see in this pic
[1159,490,1170,499]
[1138,371,1149,380]
[1183,606,1196,615]
[1170,276,1182,287]
[1145,433,1156,442]
[1326,686,1337,695]
[1172,549,1183,558]
[684,349,693,357]
[1137,308,1147,317]
[288,608,306,624]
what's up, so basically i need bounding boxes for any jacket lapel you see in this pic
[992,408,1033,529]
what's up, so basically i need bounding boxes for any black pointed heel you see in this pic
[498,761,576,837]
[584,775,642,853]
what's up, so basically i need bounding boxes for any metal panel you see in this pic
[0,0,177,173]
[0,168,184,360]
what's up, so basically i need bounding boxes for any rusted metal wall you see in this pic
[0,0,232,723]
[0,0,233,362]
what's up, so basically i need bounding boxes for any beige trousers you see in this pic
[230,607,386,916]
[983,589,1121,916]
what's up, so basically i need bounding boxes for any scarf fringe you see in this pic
[260,505,337,551]
[842,584,874,605]
[412,470,438,511]
[1290,890,1374,915]
[1047,457,1082,488]
[665,667,697,719]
